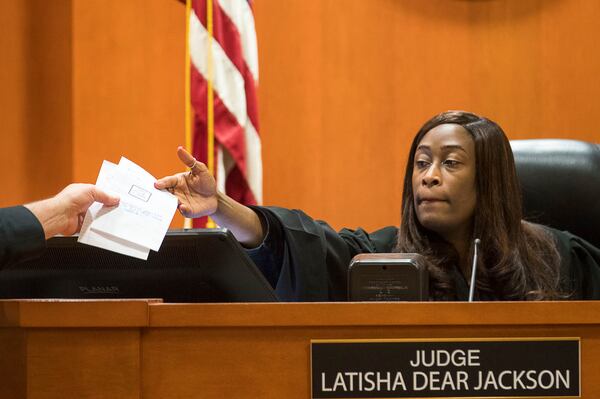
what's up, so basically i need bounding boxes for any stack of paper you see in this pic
[78,157,178,260]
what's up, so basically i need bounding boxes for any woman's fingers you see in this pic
[154,175,181,190]
[178,203,191,216]
[177,146,207,175]
[177,146,196,167]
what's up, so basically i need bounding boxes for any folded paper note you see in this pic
[78,158,178,259]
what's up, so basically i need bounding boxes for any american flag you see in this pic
[189,0,262,226]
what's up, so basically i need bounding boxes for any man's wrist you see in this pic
[24,197,66,239]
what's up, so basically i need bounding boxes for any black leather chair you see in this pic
[511,139,600,248]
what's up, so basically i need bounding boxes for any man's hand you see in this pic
[25,184,120,239]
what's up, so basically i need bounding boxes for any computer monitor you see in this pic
[0,229,278,303]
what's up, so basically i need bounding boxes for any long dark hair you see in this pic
[396,111,561,300]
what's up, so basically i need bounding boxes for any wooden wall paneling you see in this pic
[1,0,599,230]
[1,301,600,397]
[0,1,72,207]
[71,0,186,227]
[26,329,141,399]
[254,0,600,231]
[0,329,26,398]
[0,299,153,399]
[0,1,30,206]
[142,300,600,398]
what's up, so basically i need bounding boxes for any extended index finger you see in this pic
[177,146,207,176]
[177,146,196,168]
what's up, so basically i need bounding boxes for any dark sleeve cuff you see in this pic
[0,206,46,269]
[244,206,271,251]
[244,206,284,288]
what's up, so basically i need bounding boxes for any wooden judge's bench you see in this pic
[0,300,599,398]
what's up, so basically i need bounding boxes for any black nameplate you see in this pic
[311,338,580,398]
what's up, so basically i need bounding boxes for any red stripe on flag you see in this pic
[193,1,259,130]
[226,167,257,205]
[191,71,257,228]
[191,66,255,184]
[190,0,261,228]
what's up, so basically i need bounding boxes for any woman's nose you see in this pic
[422,165,441,187]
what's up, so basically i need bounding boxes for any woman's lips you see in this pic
[417,197,448,205]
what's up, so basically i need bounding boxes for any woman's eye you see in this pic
[415,160,429,169]
[443,159,460,168]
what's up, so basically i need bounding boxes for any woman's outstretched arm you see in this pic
[155,147,264,247]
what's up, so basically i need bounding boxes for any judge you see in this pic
[156,111,600,301]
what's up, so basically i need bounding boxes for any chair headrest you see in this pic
[511,139,600,248]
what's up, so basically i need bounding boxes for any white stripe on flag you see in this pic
[245,121,262,203]
[216,144,238,194]
[217,0,259,82]
[190,8,262,203]
[190,10,247,128]
[216,145,225,194]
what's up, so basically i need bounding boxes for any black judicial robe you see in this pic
[247,206,600,301]
[0,206,46,269]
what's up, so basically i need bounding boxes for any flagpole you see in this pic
[206,0,216,228]
[183,0,193,229]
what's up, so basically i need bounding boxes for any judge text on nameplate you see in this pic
[310,337,580,398]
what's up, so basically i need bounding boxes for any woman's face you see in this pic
[411,123,477,240]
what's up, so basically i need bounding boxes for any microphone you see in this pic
[468,238,481,302]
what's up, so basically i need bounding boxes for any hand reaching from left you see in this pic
[25,183,120,239]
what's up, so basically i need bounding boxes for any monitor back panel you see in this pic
[0,229,278,303]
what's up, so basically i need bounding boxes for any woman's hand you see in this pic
[156,146,265,247]
[154,146,218,218]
